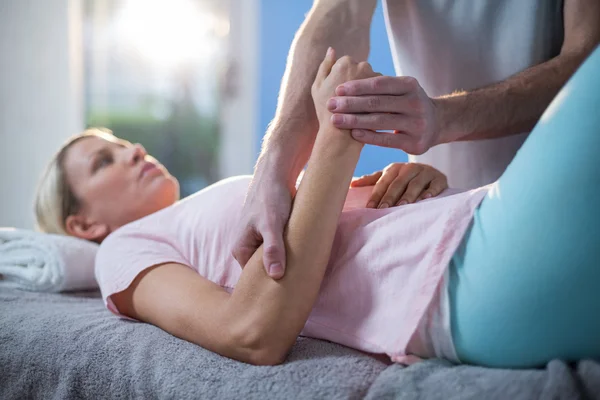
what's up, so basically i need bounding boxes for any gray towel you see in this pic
[2,288,599,399]
[366,358,600,400]
[0,288,385,399]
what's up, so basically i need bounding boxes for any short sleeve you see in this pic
[94,227,190,318]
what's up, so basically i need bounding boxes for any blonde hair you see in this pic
[34,128,116,235]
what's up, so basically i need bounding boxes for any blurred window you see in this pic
[83,0,230,196]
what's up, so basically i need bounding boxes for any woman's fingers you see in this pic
[360,163,448,209]
[350,171,383,187]
[315,47,336,84]
[417,176,448,201]
[378,166,421,208]
[396,171,433,205]
[366,167,399,208]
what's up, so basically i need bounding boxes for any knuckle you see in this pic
[345,97,357,110]
[339,56,353,66]
[382,135,395,148]
[411,140,428,155]
[358,62,372,74]
[263,245,279,259]
[405,183,421,197]
[383,164,395,174]
[403,163,416,172]
[374,134,387,147]
[438,176,449,188]
[367,96,381,110]
[404,76,418,90]
[386,167,400,177]
[413,163,424,173]
[371,76,386,91]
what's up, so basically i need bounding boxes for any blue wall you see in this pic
[258,0,408,177]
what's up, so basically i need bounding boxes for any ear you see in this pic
[65,214,109,242]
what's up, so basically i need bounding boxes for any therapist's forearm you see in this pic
[229,126,363,363]
[258,0,376,188]
[435,50,592,144]
[435,0,600,146]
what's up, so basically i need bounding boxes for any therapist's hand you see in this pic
[327,76,440,155]
[351,162,448,208]
[232,170,292,280]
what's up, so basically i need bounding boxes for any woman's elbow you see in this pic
[228,325,289,366]
[245,348,287,366]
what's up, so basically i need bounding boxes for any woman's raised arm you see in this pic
[112,50,380,365]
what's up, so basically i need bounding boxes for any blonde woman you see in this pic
[35,47,600,368]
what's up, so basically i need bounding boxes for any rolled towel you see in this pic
[0,228,99,292]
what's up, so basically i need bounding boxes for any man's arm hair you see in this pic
[257,0,377,189]
[435,0,600,144]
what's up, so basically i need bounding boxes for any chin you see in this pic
[168,175,181,201]
[160,175,181,205]
[140,176,180,217]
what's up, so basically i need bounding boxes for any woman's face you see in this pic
[63,135,179,240]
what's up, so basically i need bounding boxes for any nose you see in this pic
[127,143,147,166]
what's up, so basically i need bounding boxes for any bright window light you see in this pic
[114,0,217,70]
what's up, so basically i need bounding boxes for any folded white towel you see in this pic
[0,228,99,292]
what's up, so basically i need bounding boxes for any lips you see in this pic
[139,161,158,180]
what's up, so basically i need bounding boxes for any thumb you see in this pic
[351,171,383,187]
[315,47,336,84]
[261,228,286,280]
[232,225,261,268]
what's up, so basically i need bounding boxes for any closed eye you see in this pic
[92,150,114,173]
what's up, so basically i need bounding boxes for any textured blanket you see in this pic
[1,288,599,399]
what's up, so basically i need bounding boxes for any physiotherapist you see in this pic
[233,0,600,278]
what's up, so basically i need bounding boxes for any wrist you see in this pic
[314,124,363,154]
[433,95,469,144]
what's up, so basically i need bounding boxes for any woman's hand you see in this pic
[351,162,448,209]
[311,48,381,129]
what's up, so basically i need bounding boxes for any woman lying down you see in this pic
[35,47,600,369]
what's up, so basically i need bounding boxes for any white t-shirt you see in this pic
[383,0,564,188]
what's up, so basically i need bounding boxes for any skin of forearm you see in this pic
[435,49,593,143]
[228,128,363,362]
[258,0,376,188]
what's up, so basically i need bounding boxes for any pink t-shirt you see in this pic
[95,176,489,363]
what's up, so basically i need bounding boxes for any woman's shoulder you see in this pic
[179,175,252,205]
[95,175,252,284]
[100,175,253,248]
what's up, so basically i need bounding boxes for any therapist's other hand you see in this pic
[327,76,439,155]
[351,162,448,209]
[232,172,292,280]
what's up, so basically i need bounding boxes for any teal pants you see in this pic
[449,46,600,369]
